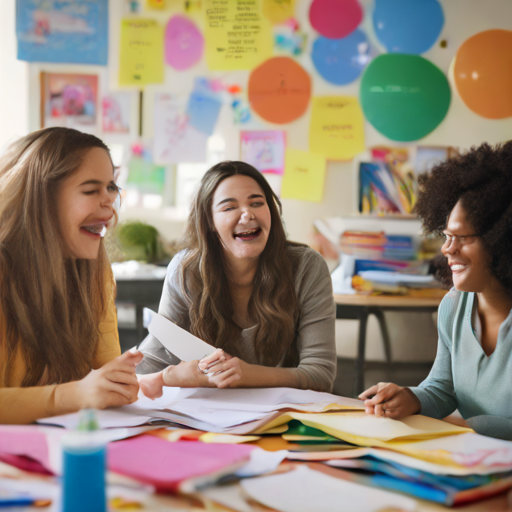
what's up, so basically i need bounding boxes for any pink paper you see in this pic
[240,131,286,175]
[108,435,254,493]
[0,426,56,474]
[309,0,363,39]
[165,15,204,71]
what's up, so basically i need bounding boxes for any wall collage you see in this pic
[16,0,512,212]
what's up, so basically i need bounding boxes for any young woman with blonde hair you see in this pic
[138,161,336,396]
[0,127,141,424]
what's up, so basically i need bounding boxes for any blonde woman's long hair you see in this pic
[180,161,303,367]
[0,127,113,386]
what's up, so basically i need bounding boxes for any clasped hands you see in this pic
[358,382,421,420]
[139,348,244,400]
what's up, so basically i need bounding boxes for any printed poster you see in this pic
[40,72,98,130]
[153,93,208,165]
[16,0,108,65]
[119,19,164,86]
[309,96,365,161]
[281,149,326,202]
[204,0,273,70]
[240,131,286,175]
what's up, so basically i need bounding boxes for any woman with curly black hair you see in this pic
[359,142,512,440]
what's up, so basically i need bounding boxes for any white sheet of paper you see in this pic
[241,465,416,512]
[153,93,208,164]
[146,309,215,361]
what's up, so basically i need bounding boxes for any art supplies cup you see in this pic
[61,409,107,512]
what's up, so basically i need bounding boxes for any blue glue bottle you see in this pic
[61,409,107,512]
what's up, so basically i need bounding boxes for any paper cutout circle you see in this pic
[248,57,311,124]
[309,0,363,39]
[373,0,444,54]
[311,29,370,85]
[165,15,204,71]
[360,54,450,141]
[454,29,512,119]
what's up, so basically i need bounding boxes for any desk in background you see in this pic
[113,263,167,342]
[334,293,443,396]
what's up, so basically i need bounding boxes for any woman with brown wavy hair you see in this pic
[0,127,142,424]
[138,161,336,395]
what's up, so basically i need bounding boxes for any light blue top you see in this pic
[411,289,512,440]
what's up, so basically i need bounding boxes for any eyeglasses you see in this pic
[441,233,480,247]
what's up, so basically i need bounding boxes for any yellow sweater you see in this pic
[0,299,121,424]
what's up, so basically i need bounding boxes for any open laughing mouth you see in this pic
[233,227,262,241]
[80,224,107,238]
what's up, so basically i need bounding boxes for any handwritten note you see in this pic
[153,93,207,165]
[204,0,273,70]
[281,149,326,202]
[119,19,164,86]
[309,96,365,161]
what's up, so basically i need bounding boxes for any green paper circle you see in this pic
[360,54,450,141]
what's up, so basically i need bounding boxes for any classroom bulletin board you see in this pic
[17,0,512,209]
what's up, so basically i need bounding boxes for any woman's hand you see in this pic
[206,356,244,388]
[358,382,421,420]
[57,351,143,412]
[140,349,243,394]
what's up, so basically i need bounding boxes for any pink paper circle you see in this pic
[165,15,204,71]
[309,0,363,39]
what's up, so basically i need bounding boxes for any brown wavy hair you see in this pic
[0,127,114,386]
[414,141,512,291]
[179,161,303,367]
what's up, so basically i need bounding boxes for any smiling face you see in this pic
[57,147,118,259]
[441,200,493,293]
[211,174,271,265]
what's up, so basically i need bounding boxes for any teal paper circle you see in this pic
[360,54,450,141]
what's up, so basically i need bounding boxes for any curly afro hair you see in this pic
[414,141,512,291]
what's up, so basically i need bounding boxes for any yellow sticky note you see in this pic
[281,149,326,203]
[146,0,165,8]
[263,0,297,24]
[309,96,365,161]
[204,0,273,70]
[119,19,164,86]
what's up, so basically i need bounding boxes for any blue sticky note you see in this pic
[312,29,370,86]
[16,0,108,65]
[186,79,222,136]
[373,0,444,54]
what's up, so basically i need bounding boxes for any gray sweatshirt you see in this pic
[136,245,337,392]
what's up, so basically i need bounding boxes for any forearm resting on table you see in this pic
[238,364,303,389]
[0,382,80,425]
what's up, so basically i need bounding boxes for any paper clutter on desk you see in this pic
[107,435,255,493]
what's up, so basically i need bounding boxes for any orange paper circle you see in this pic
[454,29,512,119]
[248,57,311,124]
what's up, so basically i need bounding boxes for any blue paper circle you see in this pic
[311,29,370,85]
[373,0,444,54]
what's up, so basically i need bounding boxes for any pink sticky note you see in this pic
[309,0,363,39]
[108,435,255,493]
[165,15,204,71]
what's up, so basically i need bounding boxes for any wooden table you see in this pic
[334,293,444,396]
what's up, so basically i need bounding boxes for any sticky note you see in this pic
[309,96,365,160]
[119,19,164,86]
[204,0,273,70]
[263,0,297,24]
[281,149,326,202]
[186,78,222,135]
